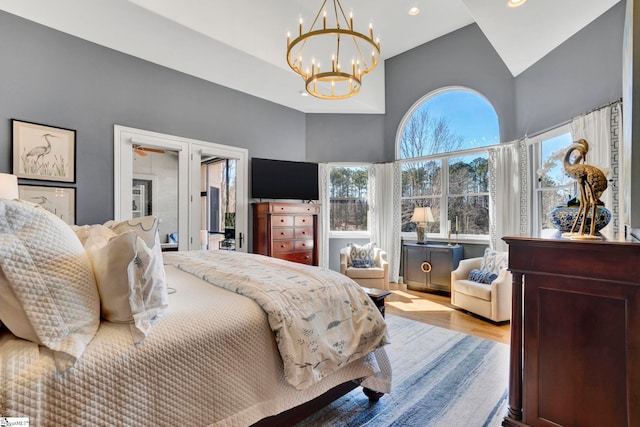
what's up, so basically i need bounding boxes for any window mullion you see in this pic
[440,157,449,235]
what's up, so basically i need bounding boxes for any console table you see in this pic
[402,243,462,292]
[502,236,640,427]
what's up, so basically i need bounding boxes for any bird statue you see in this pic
[25,133,57,164]
[562,138,608,239]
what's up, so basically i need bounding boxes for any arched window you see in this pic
[397,88,499,238]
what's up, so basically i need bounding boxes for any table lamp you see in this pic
[411,207,434,244]
[0,173,19,200]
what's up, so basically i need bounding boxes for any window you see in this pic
[448,153,489,235]
[329,165,369,232]
[398,88,499,238]
[532,125,575,235]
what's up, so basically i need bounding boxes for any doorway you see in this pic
[114,125,248,252]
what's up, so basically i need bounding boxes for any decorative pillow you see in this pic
[480,248,508,276]
[347,242,376,268]
[468,268,498,284]
[352,258,374,268]
[0,200,100,372]
[104,216,159,249]
[103,216,166,305]
[80,223,168,343]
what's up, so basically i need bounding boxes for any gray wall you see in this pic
[0,11,306,225]
[305,114,385,163]
[516,2,624,137]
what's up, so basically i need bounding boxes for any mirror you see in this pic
[132,146,179,250]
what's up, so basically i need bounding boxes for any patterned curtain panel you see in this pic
[318,163,331,268]
[488,142,523,252]
[371,162,402,283]
[570,104,613,229]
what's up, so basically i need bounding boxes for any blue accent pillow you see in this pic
[347,242,376,267]
[351,258,374,268]
[468,269,498,284]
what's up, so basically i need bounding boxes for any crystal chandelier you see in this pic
[286,0,381,100]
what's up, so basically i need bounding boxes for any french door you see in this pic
[114,125,248,252]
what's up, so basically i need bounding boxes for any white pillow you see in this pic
[80,217,168,341]
[104,216,160,249]
[80,224,167,342]
[0,199,100,372]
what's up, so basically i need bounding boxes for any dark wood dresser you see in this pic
[252,201,319,266]
[502,236,640,427]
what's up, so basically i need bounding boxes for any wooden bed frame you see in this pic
[252,383,383,426]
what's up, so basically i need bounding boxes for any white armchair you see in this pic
[340,245,390,290]
[450,249,512,323]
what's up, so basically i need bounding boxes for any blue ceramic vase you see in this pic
[549,205,611,233]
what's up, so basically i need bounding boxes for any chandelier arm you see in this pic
[310,0,328,29]
[350,34,369,70]
[336,33,341,70]
[335,0,350,27]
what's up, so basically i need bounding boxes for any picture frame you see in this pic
[12,119,76,183]
[18,185,76,225]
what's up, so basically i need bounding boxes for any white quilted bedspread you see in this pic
[0,265,391,426]
[164,250,389,390]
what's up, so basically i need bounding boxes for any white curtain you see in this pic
[488,142,522,252]
[371,162,402,283]
[318,163,331,268]
[571,106,614,214]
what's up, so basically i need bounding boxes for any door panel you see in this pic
[114,125,248,252]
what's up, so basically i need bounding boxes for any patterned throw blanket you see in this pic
[164,250,388,390]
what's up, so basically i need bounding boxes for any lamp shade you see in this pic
[410,207,434,223]
[0,173,19,200]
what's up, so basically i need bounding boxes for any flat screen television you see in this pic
[251,157,319,201]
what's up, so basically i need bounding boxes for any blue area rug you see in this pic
[296,315,509,427]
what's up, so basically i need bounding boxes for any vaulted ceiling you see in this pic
[0,0,621,113]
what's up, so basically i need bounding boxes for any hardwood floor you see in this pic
[384,285,510,345]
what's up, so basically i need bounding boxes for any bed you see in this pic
[0,200,391,426]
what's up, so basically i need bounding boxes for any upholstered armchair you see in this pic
[340,244,390,291]
[450,249,512,323]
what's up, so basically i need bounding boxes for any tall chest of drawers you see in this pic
[252,201,319,266]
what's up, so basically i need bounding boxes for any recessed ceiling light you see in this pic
[299,90,309,97]
[507,0,527,7]
[408,6,420,16]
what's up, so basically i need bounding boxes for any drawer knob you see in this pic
[280,219,285,222]
[421,261,432,273]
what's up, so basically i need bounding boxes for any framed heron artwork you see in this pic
[12,119,76,183]
[17,185,76,225]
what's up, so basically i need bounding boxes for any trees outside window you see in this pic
[448,154,489,235]
[329,165,369,232]
[398,88,499,238]
[533,126,575,234]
